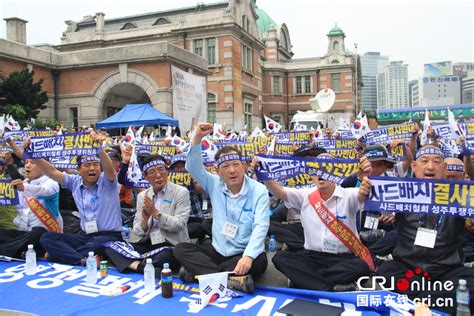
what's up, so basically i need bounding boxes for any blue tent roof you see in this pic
[95,103,179,129]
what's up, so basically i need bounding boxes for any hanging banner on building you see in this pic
[365,176,474,218]
[171,66,207,135]
[23,133,102,159]
[0,179,19,206]
[361,123,417,145]
[255,155,359,185]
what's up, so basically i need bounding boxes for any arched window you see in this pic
[280,31,288,50]
[208,93,217,123]
[331,60,340,64]
[333,41,339,51]
[120,22,137,30]
[153,17,169,26]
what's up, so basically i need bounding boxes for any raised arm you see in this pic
[263,180,288,202]
[8,135,65,184]
[91,131,116,181]
[31,158,65,186]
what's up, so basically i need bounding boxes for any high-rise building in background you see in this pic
[409,80,419,107]
[454,62,474,79]
[377,61,409,110]
[360,52,389,113]
[462,72,474,104]
[410,61,462,106]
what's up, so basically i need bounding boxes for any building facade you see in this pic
[409,79,419,107]
[360,52,388,113]
[462,73,474,105]
[377,61,409,110]
[0,0,361,130]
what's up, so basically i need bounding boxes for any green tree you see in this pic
[0,69,49,126]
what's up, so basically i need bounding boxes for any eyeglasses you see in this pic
[146,167,167,176]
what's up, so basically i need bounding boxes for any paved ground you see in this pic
[254,251,288,288]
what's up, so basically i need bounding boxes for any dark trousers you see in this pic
[368,230,397,256]
[378,260,474,314]
[173,242,268,277]
[187,217,204,240]
[104,241,179,274]
[0,227,47,258]
[272,250,371,291]
[40,230,122,265]
[268,221,304,250]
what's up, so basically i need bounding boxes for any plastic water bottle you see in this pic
[25,244,36,275]
[144,258,155,293]
[456,279,471,316]
[123,224,131,242]
[268,235,278,252]
[161,262,173,298]
[86,251,97,284]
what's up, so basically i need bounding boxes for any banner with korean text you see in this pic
[0,179,19,206]
[0,261,448,315]
[23,133,102,159]
[365,176,474,218]
[255,155,359,185]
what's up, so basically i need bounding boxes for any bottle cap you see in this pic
[459,279,467,285]
[146,258,152,264]
[163,263,169,269]
[88,251,94,256]
[27,244,33,249]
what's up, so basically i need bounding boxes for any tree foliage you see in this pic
[0,69,49,126]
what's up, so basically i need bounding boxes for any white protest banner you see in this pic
[172,66,207,135]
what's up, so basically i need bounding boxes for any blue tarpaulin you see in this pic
[95,103,179,129]
[0,261,449,316]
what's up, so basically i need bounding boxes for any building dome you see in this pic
[327,24,345,37]
[255,6,277,33]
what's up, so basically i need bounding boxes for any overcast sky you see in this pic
[1,0,472,79]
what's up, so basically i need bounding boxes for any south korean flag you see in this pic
[264,115,282,133]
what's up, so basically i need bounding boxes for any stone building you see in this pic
[0,0,361,131]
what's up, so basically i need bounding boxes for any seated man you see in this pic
[342,145,398,255]
[377,146,474,314]
[0,139,62,258]
[174,123,269,293]
[32,132,123,265]
[103,154,190,275]
[264,149,373,291]
[267,145,321,252]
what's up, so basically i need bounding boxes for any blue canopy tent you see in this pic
[95,103,179,129]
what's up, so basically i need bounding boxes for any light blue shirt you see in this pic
[186,145,269,258]
[63,172,122,232]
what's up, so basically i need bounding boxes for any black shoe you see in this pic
[333,282,358,292]
[228,275,254,294]
[179,266,195,283]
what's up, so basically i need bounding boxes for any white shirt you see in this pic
[285,185,360,254]
[14,175,62,232]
